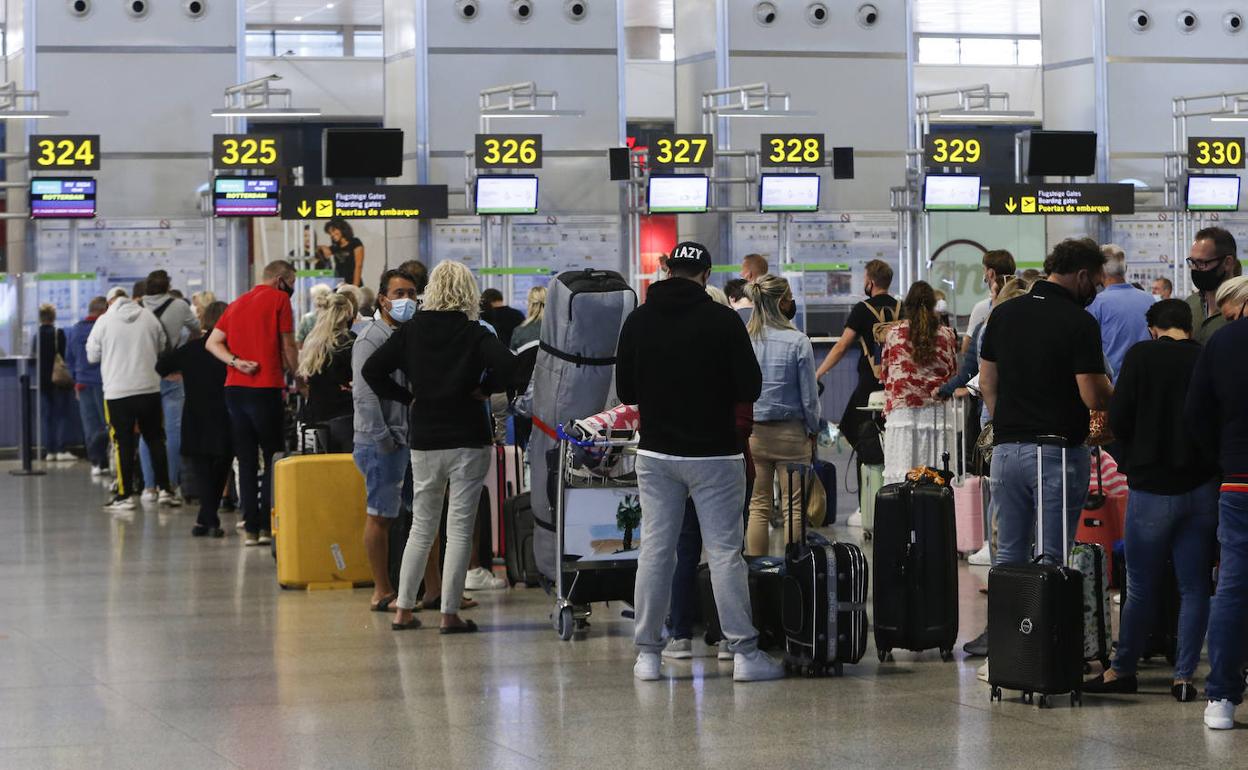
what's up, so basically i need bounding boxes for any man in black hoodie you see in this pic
[616,242,782,683]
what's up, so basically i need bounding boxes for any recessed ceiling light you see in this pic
[293,15,302,20]
[326,2,334,7]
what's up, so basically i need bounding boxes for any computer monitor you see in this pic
[213,176,280,217]
[1186,175,1241,212]
[760,173,821,213]
[475,175,539,215]
[30,178,96,219]
[647,174,710,214]
[1027,131,1097,177]
[323,128,404,179]
[923,174,981,212]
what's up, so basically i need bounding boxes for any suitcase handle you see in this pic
[785,462,809,546]
[1035,437,1070,568]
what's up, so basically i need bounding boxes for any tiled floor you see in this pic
[0,459,1237,769]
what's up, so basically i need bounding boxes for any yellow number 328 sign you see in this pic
[30,135,99,170]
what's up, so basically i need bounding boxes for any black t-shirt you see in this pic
[980,280,1105,447]
[844,294,900,385]
[330,237,364,285]
[482,305,525,348]
[304,336,356,424]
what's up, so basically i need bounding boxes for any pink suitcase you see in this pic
[953,476,984,555]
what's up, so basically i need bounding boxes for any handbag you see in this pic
[51,354,74,388]
[973,421,994,476]
[1086,410,1114,447]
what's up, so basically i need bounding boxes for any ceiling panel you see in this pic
[625,0,673,29]
[914,0,1040,35]
[246,0,383,26]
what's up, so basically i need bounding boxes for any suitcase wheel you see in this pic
[863,530,873,541]
[1021,691,1034,705]
[1037,694,1052,709]
[990,686,1002,703]
[1071,691,1082,707]
[877,649,893,663]
[833,662,844,677]
[939,648,954,662]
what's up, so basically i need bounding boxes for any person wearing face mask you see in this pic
[878,281,958,487]
[1186,227,1241,344]
[743,274,822,556]
[964,250,1017,355]
[352,269,420,612]
[965,238,1114,663]
[206,260,300,546]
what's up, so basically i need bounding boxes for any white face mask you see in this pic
[388,298,417,323]
[935,299,948,314]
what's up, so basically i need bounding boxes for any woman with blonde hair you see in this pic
[190,291,217,328]
[297,292,356,450]
[879,280,959,485]
[744,274,821,556]
[296,284,331,345]
[363,260,522,634]
[507,285,548,447]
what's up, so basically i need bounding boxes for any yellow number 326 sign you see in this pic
[30,135,99,170]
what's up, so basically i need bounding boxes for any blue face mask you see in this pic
[388,298,416,323]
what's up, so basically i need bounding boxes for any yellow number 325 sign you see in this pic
[30,135,99,170]
[213,134,282,170]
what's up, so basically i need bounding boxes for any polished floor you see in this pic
[0,459,1238,769]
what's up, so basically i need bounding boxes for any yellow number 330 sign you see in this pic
[30,135,99,170]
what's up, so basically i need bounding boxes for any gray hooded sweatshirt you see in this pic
[86,300,167,400]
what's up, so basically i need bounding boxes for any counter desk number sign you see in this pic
[761,134,825,168]
[475,134,542,169]
[30,135,100,170]
[648,133,714,169]
[213,134,283,170]
[1188,137,1246,169]
[924,133,988,169]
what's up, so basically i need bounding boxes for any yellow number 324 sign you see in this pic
[30,135,99,170]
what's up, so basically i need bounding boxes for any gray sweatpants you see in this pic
[633,453,759,655]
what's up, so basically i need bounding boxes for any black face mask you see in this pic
[1191,265,1226,292]
[278,279,294,297]
[1078,273,1099,308]
[863,284,872,300]
[781,299,797,320]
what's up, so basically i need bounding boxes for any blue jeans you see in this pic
[40,388,73,455]
[634,454,757,655]
[1113,482,1219,680]
[140,379,184,489]
[1206,491,1248,704]
[76,384,109,469]
[667,499,702,641]
[989,442,1090,567]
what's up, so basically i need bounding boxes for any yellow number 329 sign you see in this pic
[30,135,99,170]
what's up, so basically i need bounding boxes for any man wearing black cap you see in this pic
[616,241,783,682]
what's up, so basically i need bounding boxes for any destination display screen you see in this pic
[30,178,96,219]
[923,175,981,211]
[648,174,709,214]
[475,175,539,215]
[1187,175,1240,212]
[214,176,280,217]
[760,173,821,212]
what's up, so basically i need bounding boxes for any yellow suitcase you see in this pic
[272,453,373,590]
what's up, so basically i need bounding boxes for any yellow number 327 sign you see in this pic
[30,135,99,170]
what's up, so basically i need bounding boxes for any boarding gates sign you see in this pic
[989,183,1135,216]
[280,185,449,220]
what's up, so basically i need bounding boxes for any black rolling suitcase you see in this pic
[503,492,542,587]
[872,405,959,662]
[698,557,786,651]
[781,464,869,676]
[987,440,1085,708]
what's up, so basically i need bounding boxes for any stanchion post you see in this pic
[10,370,47,477]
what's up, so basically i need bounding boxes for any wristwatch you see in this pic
[229,355,238,368]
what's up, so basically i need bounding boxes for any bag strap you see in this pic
[153,298,175,319]
[539,341,615,367]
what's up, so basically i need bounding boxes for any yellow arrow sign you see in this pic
[1005,197,1017,213]
[297,200,311,217]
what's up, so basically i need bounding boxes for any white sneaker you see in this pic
[846,510,863,528]
[257,531,273,546]
[103,495,136,512]
[464,566,507,591]
[968,542,993,567]
[662,638,693,660]
[158,490,183,507]
[55,452,77,462]
[977,660,990,683]
[1205,699,1236,730]
[141,489,159,503]
[733,649,785,682]
[633,652,661,681]
[718,641,733,661]
[243,533,260,547]
[91,466,109,478]
[235,519,247,531]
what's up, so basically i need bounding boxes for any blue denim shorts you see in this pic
[353,443,410,519]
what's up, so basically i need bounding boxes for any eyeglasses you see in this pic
[1187,256,1225,271]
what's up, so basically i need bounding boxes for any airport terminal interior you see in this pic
[3,0,1248,767]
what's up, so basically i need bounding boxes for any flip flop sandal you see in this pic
[370,595,399,612]
[439,619,478,635]
[421,596,479,611]
[391,617,423,631]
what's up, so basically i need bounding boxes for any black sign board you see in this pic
[760,133,826,168]
[1187,137,1246,169]
[280,185,449,220]
[474,134,543,169]
[30,135,100,170]
[213,134,283,170]
[989,183,1135,216]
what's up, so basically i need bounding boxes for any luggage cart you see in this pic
[551,424,640,641]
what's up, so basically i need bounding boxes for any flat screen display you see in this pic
[323,128,404,179]
[1187,175,1241,212]
[30,177,96,219]
[923,174,981,211]
[760,173,821,212]
[1027,131,1097,177]
[213,176,280,217]
[648,174,709,214]
[475,175,539,215]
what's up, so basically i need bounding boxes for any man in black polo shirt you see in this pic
[963,238,1114,659]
